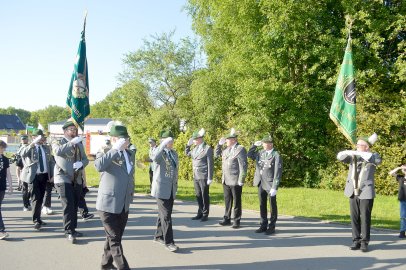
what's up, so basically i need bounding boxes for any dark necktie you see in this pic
[168,150,176,168]
[38,146,44,172]
[120,151,128,172]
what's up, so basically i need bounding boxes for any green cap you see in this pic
[109,125,129,138]
[358,136,370,146]
[261,135,273,143]
[20,135,28,140]
[62,120,76,130]
[192,128,206,139]
[160,130,173,139]
[225,128,237,139]
[32,129,44,136]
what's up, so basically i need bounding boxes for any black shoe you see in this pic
[66,234,76,244]
[191,215,203,220]
[350,242,361,250]
[360,242,368,252]
[255,227,267,233]
[399,231,406,238]
[34,222,41,230]
[73,231,83,237]
[200,216,208,222]
[82,213,94,221]
[265,227,275,235]
[38,220,47,225]
[101,265,117,270]
[219,219,231,226]
[232,222,240,229]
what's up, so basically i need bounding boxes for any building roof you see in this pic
[49,118,112,126]
[0,114,25,130]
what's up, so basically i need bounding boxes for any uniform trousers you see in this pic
[149,167,153,191]
[99,209,130,270]
[43,181,53,208]
[258,185,277,229]
[223,184,242,223]
[400,200,406,232]
[22,182,31,208]
[56,182,82,234]
[155,195,175,245]
[350,196,374,244]
[30,173,48,223]
[78,192,89,216]
[194,178,210,217]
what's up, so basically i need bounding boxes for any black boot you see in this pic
[219,219,231,226]
[349,242,361,250]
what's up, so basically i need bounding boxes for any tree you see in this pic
[29,105,70,130]
[121,31,203,123]
[186,0,405,192]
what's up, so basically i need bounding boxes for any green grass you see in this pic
[86,162,400,230]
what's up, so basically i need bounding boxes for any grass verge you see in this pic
[86,162,400,230]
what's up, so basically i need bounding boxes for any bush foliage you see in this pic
[7,1,402,195]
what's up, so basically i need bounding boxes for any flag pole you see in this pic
[345,15,354,39]
[329,16,357,145]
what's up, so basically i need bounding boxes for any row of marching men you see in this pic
[0,118,387,270]
[92,123,284,270]
[13,131,94,231]
[9,125,95,237]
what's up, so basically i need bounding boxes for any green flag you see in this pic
[66,14,90,131]
[329,37,357,144]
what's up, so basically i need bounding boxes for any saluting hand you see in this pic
[112,138,127,151]
[254,141,262,147]
[32,136,42,145]
[162,137,173,146]
[70,136,83,145]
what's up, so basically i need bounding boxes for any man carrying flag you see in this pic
[53,13,90,244]
[331,21,382,252]
[66,12,90,131]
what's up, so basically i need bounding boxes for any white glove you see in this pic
[238,181,244,186]
[32,136,42,145]
[254,141,262,147]
[270,188,277,197]
[187,138,194,147]
[73,161,83,171]
[70,136,83,145]
[207,179,212,185]
[337,150,354,159]
[162,137,173,146]
[359,151,373,161]
[219,137,226,145]
[112,138,127,151]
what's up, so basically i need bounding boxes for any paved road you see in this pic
[1,165,406,270]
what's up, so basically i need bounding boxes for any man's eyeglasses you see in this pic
[66,128,78,132]
[356,144,368,147]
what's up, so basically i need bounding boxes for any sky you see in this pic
[0,0,196,112]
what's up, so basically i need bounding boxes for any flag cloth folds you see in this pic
[329,37,357,145]
[66,14,90,131]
